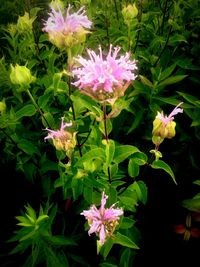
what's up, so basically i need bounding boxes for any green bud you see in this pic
[10,64,36,86]
[0,99,6,114]
[122,4,138,25]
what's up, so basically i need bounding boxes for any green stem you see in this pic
[102,102,111,184]
[67,49,82,157]
[26,89,51,128]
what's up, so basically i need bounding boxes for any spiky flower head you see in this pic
[152,103,183,143]
[42,2,92,48]
[72,44,137,104]
[81,191,123,246]
[44,117,76,157]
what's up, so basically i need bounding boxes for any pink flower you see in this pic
[156,102,183,125]
[42,3,92,48]
[44,118,76,155]
[72,44,137,102]
[44,117,72,141]
[152,102,183,141]
[81,191,123,245]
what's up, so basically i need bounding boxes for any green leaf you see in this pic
[43,235,77,246]
[128,159,139,178]
[182,198,200,212]
[129,181,148,204]
[114,145,140,164]
[112,232,139,249]
[159,63,176,81]
[36,215,49,224]
[76,148,105,167]
[102,139,115,166]
[157,75,188,88]
[177,91,200,107]
[17,139,39,155]
[151,160,176,184]
[16,104,36,120]
[120,217,135,229]
[139,75,153,88]
[169,34,187,44]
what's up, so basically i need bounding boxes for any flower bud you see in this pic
[122,4,138,26]
[10,64,36,86]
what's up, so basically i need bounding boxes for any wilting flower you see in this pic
[42,3,92,48]
[72,44,137,103]
[152,102,183,142]
[44,117,76,157]
[81,191,123,245]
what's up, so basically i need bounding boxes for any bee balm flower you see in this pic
[81,191,123,245]
[152,102,183,142]
[42,3,92,48]
[44,117,76,157]
[72,44,137,103]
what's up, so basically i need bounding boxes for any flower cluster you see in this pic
[152,102,183,146]
[43,3,92,48]
[81,191,123,245]
[72,44,137,103]
[44,117,76,157]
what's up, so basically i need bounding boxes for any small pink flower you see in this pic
[44,118,76,155]
[44,117,72,141]
[42,3,92,48]
[156,102,183,125]
[81,191,123,245]
[72,44,137,102]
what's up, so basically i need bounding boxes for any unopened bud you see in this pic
[10,64,36,86]
[122,4,138,26]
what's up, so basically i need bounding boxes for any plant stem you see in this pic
[103,102,109,142]
[26,88,51,128]
[102,102,111,184]
[67,49,82,157]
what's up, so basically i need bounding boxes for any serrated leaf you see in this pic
[151,160,176,184]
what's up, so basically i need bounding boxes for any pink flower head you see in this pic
[42,3,92,48]
[156,102,183,125]
[44,118,76,155]
[72,44,137,102]
[81,191,123,245]
[44,117,72,141]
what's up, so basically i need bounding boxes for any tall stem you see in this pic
[102,102,111,184]
[67,49,82,157]
[26,88,50,128]
[103,102,109,142]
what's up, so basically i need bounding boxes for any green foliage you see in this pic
[0,0,199,266]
